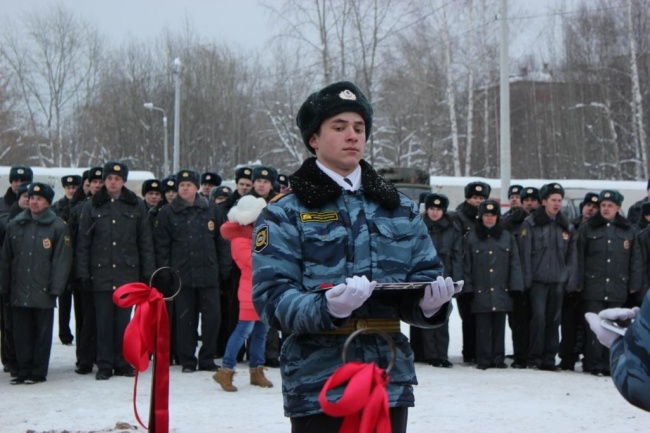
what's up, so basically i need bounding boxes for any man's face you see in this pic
[18,193,29,208]
[542,194,563,217]
[482,213,498,228]
[165,190,177,202]
[582,202,599,219]
[104,174,124,196]
[178,181,198,202]
[29,195,49,216]
[600,201,620,220]
[214,196,227,204]
[201,183,215,196]
[144,191,162,207]
[253,179,273,198]
[309,112,366,176]
[82,179,91,194]
[509,194,521,208]
[466,195,485,207]
[426,207,444,222]
[236,178,252,196]
[89,179,104,195]
[10,179,23,193]
[64,185,77,199]
[522,197,539,212]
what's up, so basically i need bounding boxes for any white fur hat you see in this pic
[227,195,267,226]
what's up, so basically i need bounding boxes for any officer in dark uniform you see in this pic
[410,193,463,367]
[52,174,82,346]
[76,162,155,380]
[626,180,650,227]
[636,202,650,305]
[453,180,490,364]
[153,169,231,372]
[1,183,73,384]
[503,184,523,217]
[68,167,102,375]
[577,190,643,376]
[210,186,232,205]
[558,192,599,370]
[277,174,290,194]
[200,172,222,199]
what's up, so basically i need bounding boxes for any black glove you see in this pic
[78,278,91,291]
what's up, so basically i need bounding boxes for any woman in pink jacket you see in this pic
[214,195,273,392]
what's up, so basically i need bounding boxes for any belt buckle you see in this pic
[355,319,368,330]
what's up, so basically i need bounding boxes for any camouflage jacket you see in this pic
[252,157,447,418]
[610,289,650,411]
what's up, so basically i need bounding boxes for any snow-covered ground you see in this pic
[1,301,647,433]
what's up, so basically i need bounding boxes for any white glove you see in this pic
[585,307,640,348]
[419,276,464,318]
[325,275,377,318]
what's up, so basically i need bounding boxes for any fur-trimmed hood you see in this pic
[289,157,400,209]
[531,206,570,231]
[92,186,139,207]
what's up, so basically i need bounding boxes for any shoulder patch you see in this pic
[254,225,269,253]
[300,211,339,223]
[520,228,527,237]
[64,235,71,247]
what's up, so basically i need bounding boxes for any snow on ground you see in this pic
[0,301,647,433]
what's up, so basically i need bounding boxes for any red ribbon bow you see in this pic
[113,282,170,433]
[319,362,391,433]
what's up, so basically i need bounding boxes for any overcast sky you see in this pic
[1,0,584,58]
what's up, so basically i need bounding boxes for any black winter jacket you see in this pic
[577,212,643,303]
[463,222,524,313]
[423,213,463,281]
[0,208,72,308]
[153,194,231,288]
[518,207,578,290]
[75,187,155,292]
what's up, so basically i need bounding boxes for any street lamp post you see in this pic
[173,58,182,173]
[143,102,169,175]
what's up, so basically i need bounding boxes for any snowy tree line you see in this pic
[0,0,649,181]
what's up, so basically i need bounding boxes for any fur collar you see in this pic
[424,213,454,233]
[456,201,479,220]
[502,207,528,231]
[3,187,17,208]
[588,211,631,230]
[289,157,400,209]
[476,220,503,240]
[170,194,209,212]
[92,186,139,207]
[531,206,570,231]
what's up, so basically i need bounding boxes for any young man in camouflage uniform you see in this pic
[252,81,460,433]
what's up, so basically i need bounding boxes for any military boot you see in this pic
[250,366,273,388]
[213,368,237,392]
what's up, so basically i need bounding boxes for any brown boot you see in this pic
[250,366,273,388]
[213,368,237,392]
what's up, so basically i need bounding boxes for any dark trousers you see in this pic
[421,322,450,362]
[582,299,622,373]
[291,407,408,433]
[75,288,96,369]
[559,291,584,364]
[528,282,563,367]
[12,307,54,379]
[507,292,530,364]
[476,312,506,367]
[217,266,240,358]
[456,294,476,362]
[57,286,76,344]
[1,295,16,371]
[94,291,131,371]
[175,286,220,369]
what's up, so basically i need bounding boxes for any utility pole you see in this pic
[499,0,511,206]
[173,58,182,173]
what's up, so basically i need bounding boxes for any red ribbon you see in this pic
[319,362,391,433]
[113,282,170,433]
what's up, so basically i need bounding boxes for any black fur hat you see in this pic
[61,175,82,188]
[599,189,623,206]
[425,193,449,212]
[464,181,491,199]
[102,161,129,182]
[540,183,564,200]
[508,184,523,198]
[28,182,55,204]
[9,165,33,183]
[296,81,373,154]
[201,172,222,186]
[520,187,540,201]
